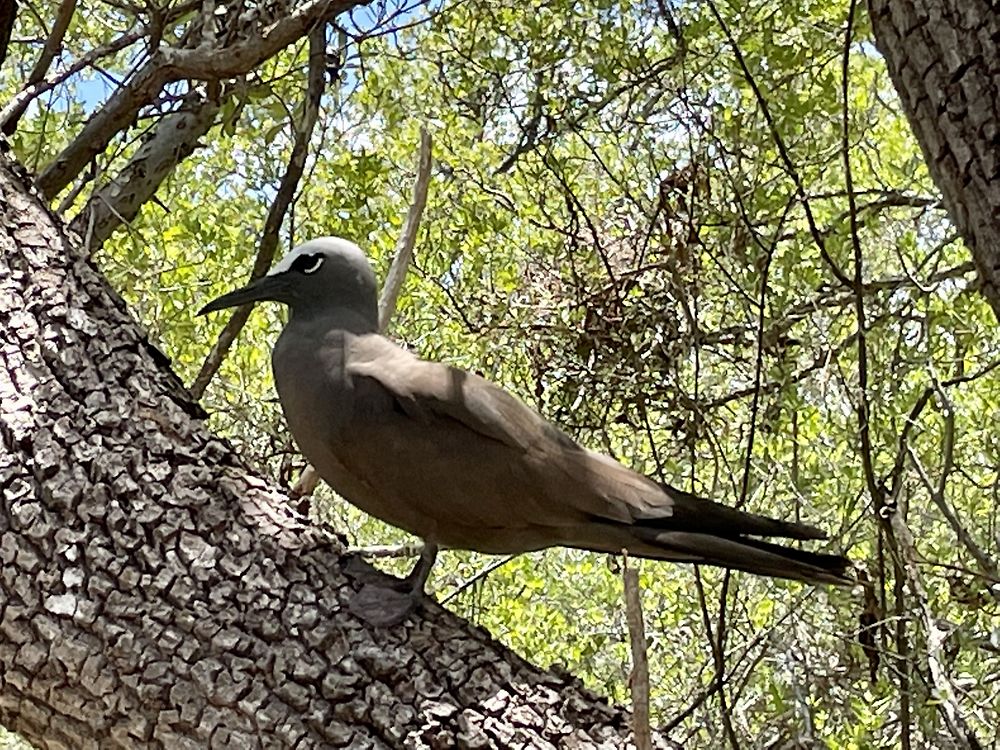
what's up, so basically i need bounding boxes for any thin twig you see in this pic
[888,509,986,749]
[693,569,740,750]
[840,6,915,746]
[840,0,882,516]
[736,193,795,508]
[884,357,1000,501]
[661,681,719,734]
[439,555,516,605]
[0,28,144,135]
[705,0,852,287]
[708,186,795,750]
[907,442,1000,597]
[688,220,738,749]
[661,588,810,735]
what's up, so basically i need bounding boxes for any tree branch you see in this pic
[27,0,77,86]
[378,126,432,331]
[887,509,987,749]
[439,555,516,605]
[623,553,652,750]
[36,0,363,200]
[35,58,173,198]
[68,86,222,250]
[191,24,328,400]
[907,435,1000,599]
[0,28,144,136]
[706,0,853,288]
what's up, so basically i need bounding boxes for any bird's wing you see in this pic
[347,336,565,449]
[345,335,831,542]
[345,335,667,527]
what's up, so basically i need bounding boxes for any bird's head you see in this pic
[198,236,379,329]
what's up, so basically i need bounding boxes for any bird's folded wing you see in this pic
[345,335,667,526]
[346,336,567,450]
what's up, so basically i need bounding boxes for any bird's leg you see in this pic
[347,542,438,627]
[402,542,438,594]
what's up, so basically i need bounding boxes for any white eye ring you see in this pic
[300,255,324,274]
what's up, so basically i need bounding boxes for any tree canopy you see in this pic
[2,0,998,747]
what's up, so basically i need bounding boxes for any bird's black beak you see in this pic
[198,275,284,315]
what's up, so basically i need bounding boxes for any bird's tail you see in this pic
[629,527,853,586]
[620,485,854,585]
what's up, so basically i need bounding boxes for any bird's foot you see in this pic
[348,583,422,627]
[343,543,439,625]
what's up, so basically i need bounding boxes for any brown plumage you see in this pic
[201,238,852,622]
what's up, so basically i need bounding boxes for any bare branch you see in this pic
[622,552,651,750]
[840,0,883,516]
[439,554,516,605]
[164,0,354,80]
[692,569,740,750]
[36,0,363,200]
[706,0,852,288]
[888,508,987,749]
[378,126,432,331]
[907,442,1000,598]
[200,0,216,47]
[885,357,1000,506]
[191,24,328,400]
[27,0,77,85]
[69,87,221,250]
[0,28,144,136]
[36,59,171,198]
[736,193,793,508]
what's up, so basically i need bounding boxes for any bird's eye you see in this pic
[291,253,324,275]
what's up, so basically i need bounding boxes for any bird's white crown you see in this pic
[267,236,364,276]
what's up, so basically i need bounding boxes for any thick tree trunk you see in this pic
[0,157,650,747]
[868,0,1000,320]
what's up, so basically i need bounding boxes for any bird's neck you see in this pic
[287,306,378,336]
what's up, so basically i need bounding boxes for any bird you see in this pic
[200,236,852,625]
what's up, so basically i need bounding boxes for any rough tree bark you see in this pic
[0,156,658,747]
[868,0,1000,320]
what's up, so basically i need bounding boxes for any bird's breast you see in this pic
[271,330,422,526]
[273,330,350,439]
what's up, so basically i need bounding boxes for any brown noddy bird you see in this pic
[200,237,852,625]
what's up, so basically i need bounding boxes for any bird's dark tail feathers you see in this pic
[627,484,854,586]
[629,527,852,585]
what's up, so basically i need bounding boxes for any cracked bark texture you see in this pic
[0,158,659,748]
[868,0,1000,320]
